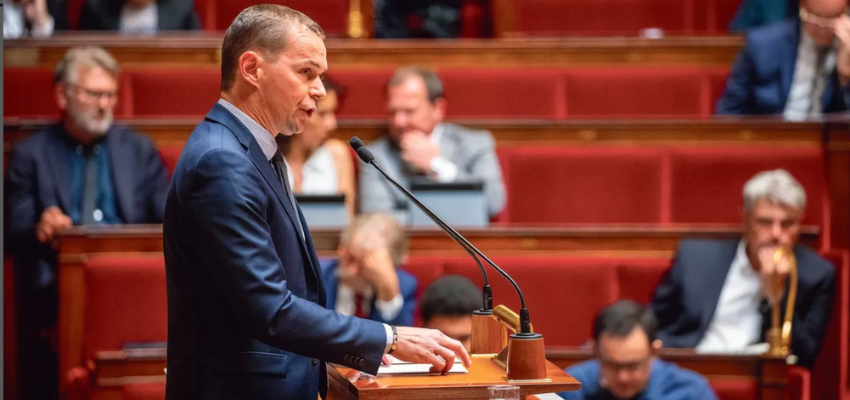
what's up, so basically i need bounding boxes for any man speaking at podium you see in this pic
[162,5,470,400]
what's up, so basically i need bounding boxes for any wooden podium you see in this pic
[327,354,580,400]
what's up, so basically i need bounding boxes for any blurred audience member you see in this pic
[280,76,355,218]
[421,275,482,351]
[360,66,506,218]
[651,170,835,368]
[717,0,850,118]
[376,0,462,38]
[558,301,717,400]
[729,0,799,32]
[321,213,417,326]
[79,0,201,33]
[3,0,68,38]
[5,46,170,400]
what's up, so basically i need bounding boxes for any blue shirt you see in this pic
[65,137,122,225]
[558,359,718,400]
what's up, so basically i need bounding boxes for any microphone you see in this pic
[350,137,536,335]
[349,137,493,311]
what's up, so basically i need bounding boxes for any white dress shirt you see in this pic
[217,99,394,351]
[335,283,404,322]
[3,1,54,39]
[119,2,158,34]
[784,28,837,121]
[286,145,339,194]
[696,241,763,352]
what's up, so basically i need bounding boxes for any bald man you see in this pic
[717,0,850,118]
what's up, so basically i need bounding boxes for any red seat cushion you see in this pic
[83,256,167,357]
[123,382,165,400]
[709,379,758,400]
[669,147,825,225]
[444,257,618,346]
[616,259,672,304]
[331,69,395,119]
[403,256,449,327]
[564,68,709,118]
[503,147,664,224]
[515,0,696,35]
[213,0,349,35]
[441,69,565,119]
[126,69,220,117]
[708,67,731,110]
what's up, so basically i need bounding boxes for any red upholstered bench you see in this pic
[615,259,672,304]
[510,0,696,35]
[158,146,183,178]
[440,69,565,119]
[4,68,61,118]
[125,69,221,117]
[501,147,665,224]
[123,382,165,400]
[563,68,710,118]
[443,257,619,347]
[330,69,395,119]
[668,147,826,226]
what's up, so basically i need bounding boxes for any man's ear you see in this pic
[55,83,69,111]
[651,339,662,355]
[238,51,262,88]
[433,98,447,121]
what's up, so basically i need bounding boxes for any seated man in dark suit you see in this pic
[79,0,201,33]
[359,66,506,220]
[558,301,717,400]
[5,46,170,400]
[321,213,417,326]
[420,275,482,351]
[716,0,850,118]
[651,169,835,368]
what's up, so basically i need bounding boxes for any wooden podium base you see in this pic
[328,355,580,400]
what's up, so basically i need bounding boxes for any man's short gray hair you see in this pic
[743,169,807,211]
[340,213,409,267]
[53,46,120,85]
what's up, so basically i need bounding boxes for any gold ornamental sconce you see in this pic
[767,246,797,357]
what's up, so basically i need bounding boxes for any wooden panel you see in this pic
[4,118,828,155]
[55,224,821,260]
[5,35,743,69]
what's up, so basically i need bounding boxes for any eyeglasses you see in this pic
[599,356,651,372]
[799,8,846,29]
[70,84,118,104]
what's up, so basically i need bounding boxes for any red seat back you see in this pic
[157,146,183,178]
[83,256,167,357]
[616,259,672,304]
[123,382,166,400]
[4,69,61,118]
[212,0,349,35]
[668,147,826,226]
[811,250,849,400]
[441,69,565,119]
[331,69,395,119]
[126,69,220,117]
[514,0,696,35]
[444,257,618,346]
[503,147,665,224]
[563,68,710,118]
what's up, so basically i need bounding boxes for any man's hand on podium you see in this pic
[387,327,472,374]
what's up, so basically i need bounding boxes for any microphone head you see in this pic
[356,146,375,163]
[349,137,365,151]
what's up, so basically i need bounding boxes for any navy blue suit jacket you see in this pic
[163,104,386,400]
[716,19,850,115]
[321,259,418,326]
[650,239,835,368]
[5,123,169,287]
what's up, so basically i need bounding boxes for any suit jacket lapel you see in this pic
[107,127,136,223]
[204,104,317,280]
[45,126,71,211]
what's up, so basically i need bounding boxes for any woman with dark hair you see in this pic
[281,76,356,218]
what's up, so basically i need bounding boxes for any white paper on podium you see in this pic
[378,362,468,375]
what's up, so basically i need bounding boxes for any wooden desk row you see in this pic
[3,117,833,151]
[86,346,789,400]
[5,34,744,69]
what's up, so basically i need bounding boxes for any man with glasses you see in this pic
[557,301,717,400]
[5,46,169,400]
[716,0,850,119]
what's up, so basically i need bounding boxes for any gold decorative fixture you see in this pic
[767,246,797,357]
